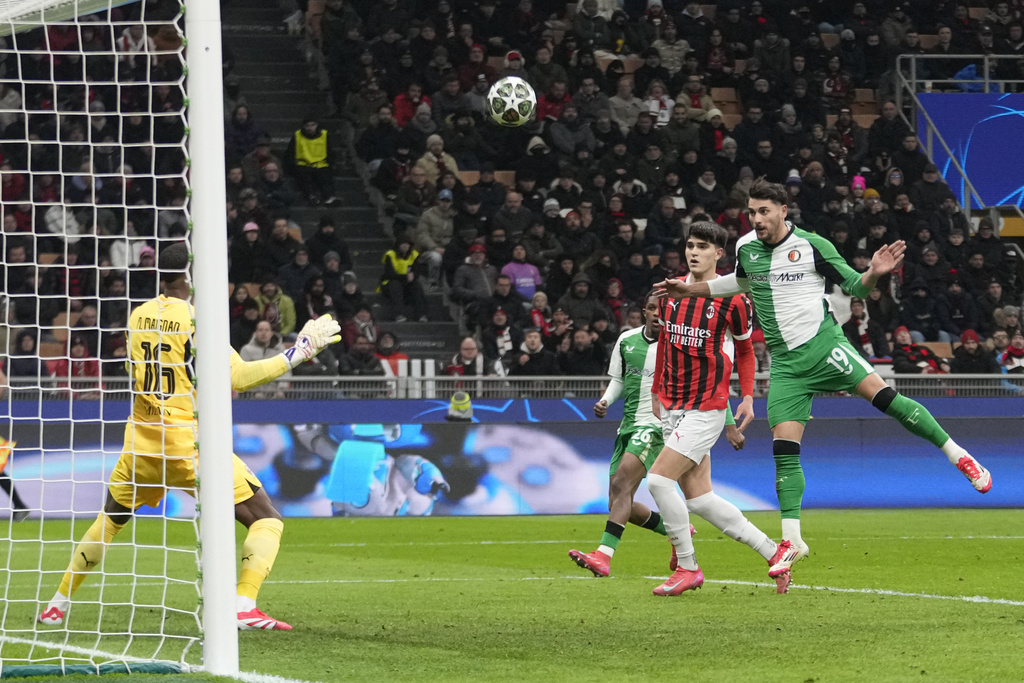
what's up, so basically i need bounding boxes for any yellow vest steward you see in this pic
[294,130,328,168]
[381,249,419,286]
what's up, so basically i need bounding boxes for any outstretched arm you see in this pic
[654,273,747,300]
[229,315,342,393]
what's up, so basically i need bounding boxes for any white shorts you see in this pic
[660,408,726,465]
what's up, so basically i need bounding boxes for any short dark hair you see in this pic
[687,221,728,248]
[748,177,788,205]
[158,242,189,282]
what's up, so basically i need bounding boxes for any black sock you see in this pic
[604,520,625,539]
[641,511,662,531]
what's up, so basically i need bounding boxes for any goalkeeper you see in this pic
[39,244,340,631]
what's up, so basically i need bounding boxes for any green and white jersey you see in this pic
[607,327,660,433]
[733,223,871,353]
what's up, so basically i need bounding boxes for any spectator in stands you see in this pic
[843,296,891,359]
[296,276,337,330]
[255,278,297,337]
[557,272,608,328]
[285,116,339,206]
[452,244,498,327]
[257,162,297,214]
[868,101,910,155]
[356,105,402,164]
[305,216,351,273]
[444,336,502,377]
[381,235,428,322]
[994,305,1022,337]
[893,133,929,189]
[373,136,415,199]
[394,166,436,228]
[997,329,1024,373]
[572,76,612,124]
[941,227,969,270]
[342,305,379,348]
[970,217,1006,270]
[689,167,727,216]
[560,327,607,375]
[910,162,955,215]
[492,191,535,239]
[339,334,386,377]
[508,327,561,376]
[229,222,273,284]
[128,246,158,304]
[899,278,956,343]
[559,210,602,262]
[480,306,524,369]
[951,329,1001,374]
[415,134,459,185]
[910,245,952,297]
[502,243,543,299]
[225,105,266,162]
[240,321,289,398]
[608,78,645,137]
[485,227,515,270]
[7,329,43,382]
[891,325,951,374]
[414,188,456,288]
[266,217,304,271]
[241,135,281,187]
[522,220,561,269]
[393,84,430,129]
[944,276,982,340]
[979,278,1013,333]
[550,104,597,161]
[278,247,320,304]
[231,299,261,352]
[374,332,409,377]
[752,24,790,77]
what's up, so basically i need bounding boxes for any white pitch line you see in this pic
[0,634,323,683]
[643,577,1024,607]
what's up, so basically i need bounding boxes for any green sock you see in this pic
[599,521,624,552]
[884,394,950,448]
[773,440,804,519]
[640,510,667,536]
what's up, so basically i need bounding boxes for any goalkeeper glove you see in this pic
[283,314,342,368]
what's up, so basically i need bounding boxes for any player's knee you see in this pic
[646,472,675,493]
[871,386,898,413]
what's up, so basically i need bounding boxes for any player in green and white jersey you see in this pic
[656,179,992,579]
[569,290,751,580]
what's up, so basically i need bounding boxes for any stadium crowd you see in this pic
[2,0,1024,390]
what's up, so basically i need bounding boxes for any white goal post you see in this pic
[0,0,238,677]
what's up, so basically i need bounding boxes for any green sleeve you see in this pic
[807,233,872,298]
[724,402,735,426]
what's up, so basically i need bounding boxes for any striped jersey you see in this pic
[606,327,659,433]
[733,223,871,353]
[654,275,752,411]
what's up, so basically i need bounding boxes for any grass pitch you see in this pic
[4,510,1023,682]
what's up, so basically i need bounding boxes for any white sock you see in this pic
[236,594,257,613]
[687,492,777,561]
[940,438,967,465]
[597,544,615,557]
[647,473,696,570]
[48,591,71,612]
[781,518,804,547]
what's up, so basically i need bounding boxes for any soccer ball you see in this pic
[487,76,537,127]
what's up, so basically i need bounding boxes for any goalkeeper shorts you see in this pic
[110,423,262,509]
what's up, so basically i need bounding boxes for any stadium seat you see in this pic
[700,4,716,20]
[38,253,59,265]
[39,342,64,358]
[854,113,879,128]
[244,282,263,299]
[854,89,877,103]
[622,56,644,74]
[919,34,939,49]
[487,56,504,71]
[826,114,838,128]
[821,33,840,49]
[968,7,987,20]
[50,312,82,343]
[493,170,516,188]
[289,226,303,242]
[459,170,480,187]
[723,113,742,128]
[734,59,746,73]
[711,87,737,104]
[922,342,954,359]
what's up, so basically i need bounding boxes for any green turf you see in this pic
[3,511,1023,682]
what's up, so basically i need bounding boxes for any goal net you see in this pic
[0,0,211,676]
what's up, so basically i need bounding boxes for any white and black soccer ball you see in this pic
[487,76,537,127]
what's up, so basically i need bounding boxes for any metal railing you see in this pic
[7,374,1022,401]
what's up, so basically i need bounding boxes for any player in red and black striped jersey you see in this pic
[653,279,753,412]
[645,222,790,596]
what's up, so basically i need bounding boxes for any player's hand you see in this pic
[725,424,745,450]
[870,241,906,277]
[734,395,754,433]
[651,394,662,420]
[653,278,691,299]
[284,315,342,368]
[593,399,608,419]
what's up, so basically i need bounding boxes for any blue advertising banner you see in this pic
[4,415,1021,518]
[917,93,1024,207]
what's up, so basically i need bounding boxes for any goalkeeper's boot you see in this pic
[568,549,610,577]
[0,437,15,472]
[668,524,697,571]
[652,566,704,596]
[956,454,992,493]
[237,608,292,631]
[768,539,810,578]
[38,606,65,626]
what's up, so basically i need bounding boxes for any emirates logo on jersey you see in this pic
[788,249,802,262]
[705,304,716,319]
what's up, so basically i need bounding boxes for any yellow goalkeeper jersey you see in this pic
[124,295,289,458]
